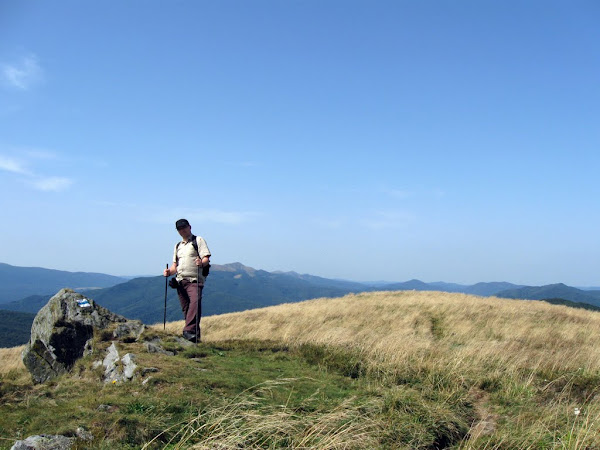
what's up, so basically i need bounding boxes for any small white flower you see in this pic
[574,408,581,416]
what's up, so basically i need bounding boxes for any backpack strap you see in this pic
[190,234,200,256]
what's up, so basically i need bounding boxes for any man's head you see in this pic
[175,218,192,239]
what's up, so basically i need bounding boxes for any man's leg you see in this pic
[176,281,190,319]
[183,282,203,339]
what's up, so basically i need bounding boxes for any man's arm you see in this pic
[164,262,178,276]
[195,256,210,266]
[195,236,211,266]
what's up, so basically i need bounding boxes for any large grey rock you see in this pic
[22,288,144,384]
[11,434,75,449]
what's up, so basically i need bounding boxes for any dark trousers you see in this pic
[176,280,203,336]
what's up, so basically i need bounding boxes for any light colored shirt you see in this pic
[173,235,211,284]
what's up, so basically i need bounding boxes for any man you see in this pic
[163,219,211,342]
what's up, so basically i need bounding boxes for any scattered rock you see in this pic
[141,367,159,376]
[102,343,120,383]
[173,336,194,348]
[113,321,145,341]
[11,434,75,450]
[97,404,118,412]
[145,341,175,356]
[122,353,137,380]
[102,343,137,383]
[21,288,143,384]
[75,427,93,442]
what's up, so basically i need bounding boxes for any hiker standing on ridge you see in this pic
[163,219,211,342]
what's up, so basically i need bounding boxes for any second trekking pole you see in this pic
[164,264,168,330]
[196,262,201,344]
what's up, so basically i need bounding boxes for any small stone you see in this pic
[141,367,159,376]
[122,353,137,380]
[75,427,93,442]
[145,342,175,356]
[97,404,118,412]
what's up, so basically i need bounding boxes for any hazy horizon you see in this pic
[2,260,600,290]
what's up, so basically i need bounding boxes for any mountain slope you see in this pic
[0,309,36,347]
[0,263,371,324]
[89,263,371,323]
[381,279,433,291]
[0,262,126,304]
[496,283,600,307]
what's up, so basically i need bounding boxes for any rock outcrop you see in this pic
[100,342,138,383]
[10,434,75,450]
[22,288,144,384]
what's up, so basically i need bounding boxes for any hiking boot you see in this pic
[182,331,196,342]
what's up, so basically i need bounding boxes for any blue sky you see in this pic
[0,1,599,285]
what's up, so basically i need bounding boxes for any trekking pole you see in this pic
[164,264,168,330]
[196,261,201,344]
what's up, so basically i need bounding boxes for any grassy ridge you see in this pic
[1,290,600,448]
[178,290,600,447]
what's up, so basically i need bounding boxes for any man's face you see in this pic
[177,225,192,240]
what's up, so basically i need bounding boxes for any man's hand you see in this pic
[163,268,170,277]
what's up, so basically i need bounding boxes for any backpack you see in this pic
[176,235,210,277]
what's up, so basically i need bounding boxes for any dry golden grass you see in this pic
[0,345,25,374]
[156,290,600,376]
[143,380,381,450]
[153,290,600,448]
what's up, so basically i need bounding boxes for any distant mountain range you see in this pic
[495,283,600,307]
[1,261,600,342]
[0,262,370,323]
[0,262,126,304]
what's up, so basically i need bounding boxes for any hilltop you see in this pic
[1,290,599,448]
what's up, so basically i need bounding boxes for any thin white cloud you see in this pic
[0,155,31,175]
[2,54,44,90]
[30,176,73,192]
[0,151,73,192]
